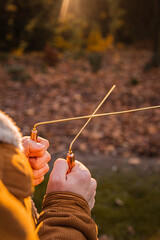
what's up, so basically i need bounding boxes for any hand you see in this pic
[22,136,51,186]
[46,159,97,210]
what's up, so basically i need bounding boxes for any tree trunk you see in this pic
[152,0,160,67]
[144,0,160,70]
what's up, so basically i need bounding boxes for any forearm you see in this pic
[36,192,97,240]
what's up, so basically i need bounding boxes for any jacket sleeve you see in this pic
[36,192,98,240]
[0,180,39,240]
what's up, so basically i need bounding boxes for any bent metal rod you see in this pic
[31,104,160,171]
[31,85,116,171]
[31,105,160,136]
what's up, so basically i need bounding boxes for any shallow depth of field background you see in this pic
[0,1,160,239]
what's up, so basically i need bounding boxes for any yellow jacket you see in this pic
[0,143,97,240]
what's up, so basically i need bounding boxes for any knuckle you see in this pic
[80,170,91,182]
[91,178,97,189]
[57,158,65,162]
[92,198,95,208]
[33,170,40,179]
[33,152,51,169]
[33,160,40,170]
[45,139,49,149]
[33,176,44,186]
[37,137,49,149]
[32,162,38,169]
[46,152,51,162]
[45,164,49,173]
[38,148,46,157]
[33,159,42,170]
[54,158,66,165]
[90,198,95,210]
[33,166,47,178]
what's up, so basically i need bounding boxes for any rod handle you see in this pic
[66,151,75,173]
[31,129,38,142]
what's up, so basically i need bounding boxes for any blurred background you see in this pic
[0,0,160,239]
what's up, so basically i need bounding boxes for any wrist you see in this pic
[42,191,91,216]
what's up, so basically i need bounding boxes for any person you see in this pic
[0,110,97,240]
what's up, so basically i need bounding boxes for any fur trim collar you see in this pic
[0,111,23,150]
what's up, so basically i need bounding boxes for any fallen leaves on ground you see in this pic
[0,48,159,158]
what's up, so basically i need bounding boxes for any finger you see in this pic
[88,183,96,209]
[87,179,97,202]
[33,164,49,179]
[37,137,49,150]
[23,140,45,157]
[29,151,51,170]
[33,176,44,186]
[91,178,97,190]
[69,160,91,181]
[70,160,89,173]
[52,159,69,181]
[29,137,49,157]
[89,197,95,210]
[88,189,96,202]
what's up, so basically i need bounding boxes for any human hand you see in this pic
[22,136,51,186]
[46,159,97,210]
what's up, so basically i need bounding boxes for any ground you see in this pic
[0,47,159,159]
[0,47,160,240]
[33,153,160,240]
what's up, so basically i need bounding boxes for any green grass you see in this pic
[32,174,49,213]
[92,170,160,240]
[33,170,160,240]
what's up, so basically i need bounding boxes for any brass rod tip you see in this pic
[69,147,72,154]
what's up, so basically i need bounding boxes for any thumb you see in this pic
[29,140,44,152]
[52,158,69,180]
[24,140,44,157]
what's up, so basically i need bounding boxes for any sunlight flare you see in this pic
[60,0,71,20]
[59,0,81,20]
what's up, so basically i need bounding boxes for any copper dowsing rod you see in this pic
[31,85,116,140]
[31,85,116,170]
[69,85,116,153]
[31,104,160,172]
[66,84,116,171]
[33,105,160,131]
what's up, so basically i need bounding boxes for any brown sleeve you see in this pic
[36,192,98,240]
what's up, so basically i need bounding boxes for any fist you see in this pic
[46,159,97,210]
[22,136,51,186]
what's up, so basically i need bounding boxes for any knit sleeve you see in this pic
[36,192,98,240]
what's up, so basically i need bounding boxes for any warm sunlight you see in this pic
[60,0,70,20]
[59,0,81,20]
[1,1,160,239]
